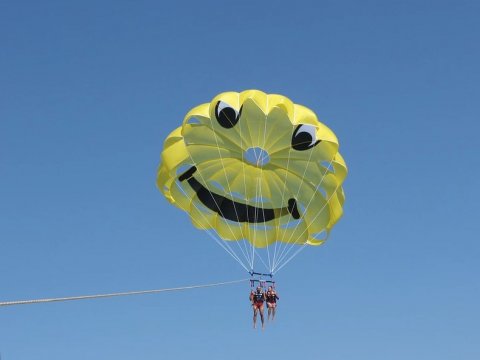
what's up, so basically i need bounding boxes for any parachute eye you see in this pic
[291,124,320,151]
[215,101,240,128]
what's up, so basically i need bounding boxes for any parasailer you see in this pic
[266,286,279,321]
[250,286,266,329]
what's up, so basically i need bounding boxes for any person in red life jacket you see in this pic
[249,286,266,329]
[265,286,279,321]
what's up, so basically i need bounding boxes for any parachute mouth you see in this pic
[179,166,300,223]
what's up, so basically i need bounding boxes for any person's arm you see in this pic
[249,292,254,302]
[275,293,279,300]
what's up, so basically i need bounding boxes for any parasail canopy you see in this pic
[157,90,347,275]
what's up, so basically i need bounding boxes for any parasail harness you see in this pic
[249,271,275,290]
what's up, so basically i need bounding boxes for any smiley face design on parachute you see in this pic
[158,90,347,247]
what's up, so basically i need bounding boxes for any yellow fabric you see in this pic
[157,90,347,248]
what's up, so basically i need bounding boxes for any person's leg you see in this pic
[259,304,265,329]
[272,303,277,320]
[267,303,272,320]
[253,306,258,329]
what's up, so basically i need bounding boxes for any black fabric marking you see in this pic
[186,176,275,223]
[288,198,300,220]
[291,125,321,151]
[215,101,239,128]
[178,166,300,223]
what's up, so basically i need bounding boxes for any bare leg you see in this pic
[272,304,276,320]
[259,305,265,330]
[253,306,258,329]
[267,304,272,321]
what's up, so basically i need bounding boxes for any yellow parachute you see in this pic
[157,90,347,274]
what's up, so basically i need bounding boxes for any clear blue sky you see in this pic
[1,0,479,359]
